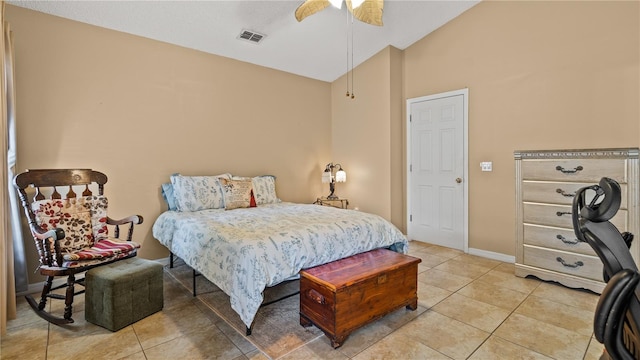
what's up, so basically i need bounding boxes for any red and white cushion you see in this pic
[32,196,139,268]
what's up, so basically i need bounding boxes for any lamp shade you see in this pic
[322,171,332,183]
[335,169,347,183]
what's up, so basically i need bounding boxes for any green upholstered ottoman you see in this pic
[85,257,163,331]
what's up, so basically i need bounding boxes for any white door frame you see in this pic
[406,88,469,253]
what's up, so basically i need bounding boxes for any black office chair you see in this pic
[595,269,640,360]
[573,177,639,359]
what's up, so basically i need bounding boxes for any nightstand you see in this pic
[315,197,349,209]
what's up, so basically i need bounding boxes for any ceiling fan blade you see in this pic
[295,0,332,22]
[347,0,383,26]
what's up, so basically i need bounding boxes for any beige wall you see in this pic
[403,0,639,255]
[5,1,640,285]
[331,46,404,230]
[5,6,332,282]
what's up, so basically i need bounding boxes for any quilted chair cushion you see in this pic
[32,198,95,251]
[85,195,109,240]
[61,239,140,268]
[32,196,139,268]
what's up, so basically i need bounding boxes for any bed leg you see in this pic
[192,269,197,297]
[169,252,174,268]
[246,325,252,336]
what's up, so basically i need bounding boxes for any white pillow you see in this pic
[251,175,279,205]
[170,173,231,211]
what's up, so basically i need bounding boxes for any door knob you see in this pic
[456,178,462,183]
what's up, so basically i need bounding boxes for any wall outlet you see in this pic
[480,162,492,172]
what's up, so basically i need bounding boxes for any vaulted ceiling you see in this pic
[8,0,479,82]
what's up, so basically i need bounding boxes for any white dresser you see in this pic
[514,148,639,293]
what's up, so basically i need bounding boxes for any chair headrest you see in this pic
[580,177,622,222]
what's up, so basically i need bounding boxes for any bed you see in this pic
[151,174,408,329]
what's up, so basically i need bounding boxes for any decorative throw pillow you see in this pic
[250,190,257,208]
[252,175,278,205]
[220,178,254,210]
[31,198,94,251]
[80,195,109,240]
[170,173,231,211]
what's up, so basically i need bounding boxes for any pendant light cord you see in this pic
[350,11,354,99]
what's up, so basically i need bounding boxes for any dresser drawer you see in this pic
[522,181,628,208]
[523,245,603,282]
[523,203,628,230]
[521,159,627,183]
[524,224,596,256]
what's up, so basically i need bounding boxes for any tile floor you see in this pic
[1,241,608,359]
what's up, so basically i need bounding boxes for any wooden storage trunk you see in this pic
[299,248,421,348]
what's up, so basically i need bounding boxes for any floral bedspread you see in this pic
[152,202,408,328]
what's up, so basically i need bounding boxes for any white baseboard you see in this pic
[17,257,170,297]
[468,247,515,263]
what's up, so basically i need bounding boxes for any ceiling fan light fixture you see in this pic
[351,0,366,8]
[329,0,343,9]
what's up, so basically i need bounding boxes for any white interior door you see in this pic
[407,89,467,251]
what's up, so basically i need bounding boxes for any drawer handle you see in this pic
[555,165,583,174]
[556,234,580,245]
[556,188,576,197]
[306,289,325,305]
[556,257,584,268]
[556,211,572,217]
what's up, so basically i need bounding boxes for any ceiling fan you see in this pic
[295,0,384,26]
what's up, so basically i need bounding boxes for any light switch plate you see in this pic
[480,162,492,172]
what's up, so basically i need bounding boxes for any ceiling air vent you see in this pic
[237,29,266,44]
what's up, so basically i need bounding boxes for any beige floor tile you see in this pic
[432,293,512,333]
[279,337,350,360]
[418,268,475,292]
[194,301,258,355]
[453,254,502,269]
[143,323,243,360]
[417,283,453,309]
[395,310,490,359]
[6,296,44,330]
[493,262,517,274]
[133,298,215,350]
[477,268,541,294]
[243,349,270,360]
[422,245,465,260]
[47,325,143,360]
[515,295,594,336]
[353,330,452,360]
[47,308,113,344]
[408,240,434,252]
[457,279,529,311]
[333,320,396,358]
[414,252,451,268]
[163,274,199,310]
[531,281,599,312]
[418,263,431,273]
[4,253,603,360]
[584,336,607,360]
[433,259,494,279]
[494,313,591,359]
[0,320,49,360]
[468,335,553,359]
[118,351,148,360]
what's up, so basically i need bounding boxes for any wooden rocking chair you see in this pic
[13,169,143,325]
